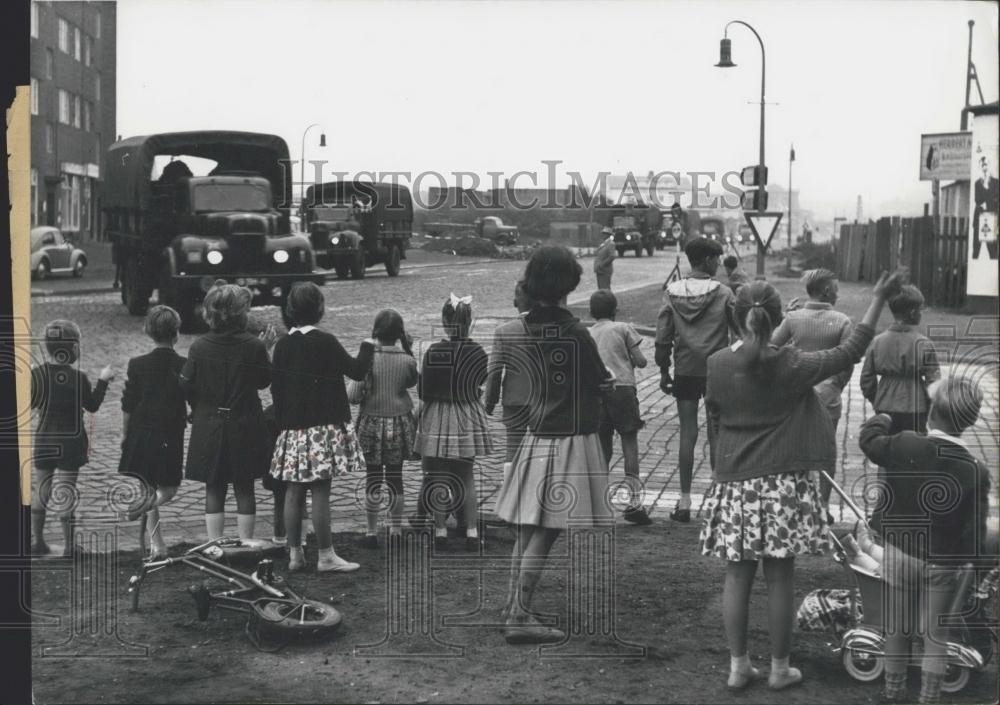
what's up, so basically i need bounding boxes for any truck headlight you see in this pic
[206,250,223,265]
[185,250,203,264]
[625,234,632,241]
[330,235,340,245]
[273,250,289,264]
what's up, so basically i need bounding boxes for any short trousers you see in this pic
[599,386,644,434]
[672,375,707,401]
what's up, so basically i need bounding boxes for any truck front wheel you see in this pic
[385,245,401,277]
[334,262,350,280]
[350,251,366,279]
[634,245,643,257]
[646,243,655,256]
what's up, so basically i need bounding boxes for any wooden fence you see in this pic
[836,216,968,309]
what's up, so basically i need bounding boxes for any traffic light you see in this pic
[740,165,768,187]
[741,188,768,211]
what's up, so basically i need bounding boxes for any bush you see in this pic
[794,241,837,271]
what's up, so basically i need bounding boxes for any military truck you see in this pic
[104,131,322,328]
[474,216,519,244]
[304,181,412,279]
[607,202,657,257]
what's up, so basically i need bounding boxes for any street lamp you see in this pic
[300,123,327,232]
[717,20,767,278]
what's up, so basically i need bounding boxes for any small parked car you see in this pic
[30,226,87,280]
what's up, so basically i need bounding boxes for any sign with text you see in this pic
[967,112,998,297]
[743,211,783,250]
[920,132,972,181]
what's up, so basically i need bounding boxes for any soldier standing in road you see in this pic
[594,227,616,290]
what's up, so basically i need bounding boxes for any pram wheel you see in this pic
[940,664,970,694]
[842,648,884,682]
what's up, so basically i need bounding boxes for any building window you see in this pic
[95,134,101,163]
[46,123,53,153]
[84,35,93,66]
[83,101,90,131]
[31,3,39,38]
[95,73,101,101]
[58,89,70,124]
[83,178,92,233]
[30,78,39,115]
[46,48,53,79]
[60,174,81,232]
[58,18,70,53]
[31,169,38,227]
[73,94,81,128]
[74,27,81,61]
[95,9,101,38]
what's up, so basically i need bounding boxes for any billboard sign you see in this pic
[967,113,999,297]
[920,132,972,181]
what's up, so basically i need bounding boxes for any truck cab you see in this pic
[607,203,656,257]
[104,131,322,329]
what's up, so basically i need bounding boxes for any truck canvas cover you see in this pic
[305,181,412,219]
[104,131,292,211]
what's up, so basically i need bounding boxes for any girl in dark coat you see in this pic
[180,283,272,542]
[118,306,188,559]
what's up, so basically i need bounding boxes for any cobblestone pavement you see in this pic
[25,252,999,554]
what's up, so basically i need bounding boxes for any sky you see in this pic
[115,0,999,221]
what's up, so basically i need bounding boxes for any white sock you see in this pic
[435,527,447,538]
[678,493,691,510]
[771,656,789,675]
[466,527,479,539]
[502,462,512,478]
[731,654,751,673]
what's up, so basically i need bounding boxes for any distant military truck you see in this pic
[304,181,412,279]
[104,131,321,328]
[607,202,657,257]
[474,216,519,244]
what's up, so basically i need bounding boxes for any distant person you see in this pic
[158,159,192,185]
[594,227,616,290]
[589,290,650,524]
[859,285,941,435]
[771,269,853,515]
[722,255,751,293]
[655,237,737,522]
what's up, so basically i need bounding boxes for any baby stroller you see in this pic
[810,471,998,694]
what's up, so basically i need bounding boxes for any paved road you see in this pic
[26,250,999,554]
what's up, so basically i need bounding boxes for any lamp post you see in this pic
[300,123,327,232]
[716,20,767,278]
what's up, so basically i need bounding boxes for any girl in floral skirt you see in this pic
[357,309,419,547]
[414,294,494,551]
[699,273,902,691]
[269,283,373,572]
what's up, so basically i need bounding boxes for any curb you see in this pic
[30,257,501,299]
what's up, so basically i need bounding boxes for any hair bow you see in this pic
[449,292,473,307]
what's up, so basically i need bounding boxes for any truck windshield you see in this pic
[192,183,271,213]
[612,216,636,229]
[311,206,352,222]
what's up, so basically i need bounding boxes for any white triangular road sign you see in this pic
[743,211,784,250]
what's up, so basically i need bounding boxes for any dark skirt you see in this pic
[118,426,184,488]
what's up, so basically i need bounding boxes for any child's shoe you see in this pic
[270,536,287,546]
[288,546,306,572]
[362,534,379,550]
[768,664,802,690]
[623,506,652,525]
[728,665,761,690]
[317,548,360,573]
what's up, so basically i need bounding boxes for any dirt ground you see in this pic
[31,522,998,704]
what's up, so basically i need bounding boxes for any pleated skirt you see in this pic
[493,431,613,529]
[415,399,494,459]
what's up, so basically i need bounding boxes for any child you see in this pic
[180,283,272,543]
[415,294,494,551]
[699,273,902,691]
[117,306,187,560]
[588,290,650,525]
[860,285,941,435]
[269,282,372,571]
[859,376,992,704]
[493,245,615,644]
[31,320,114,556]
[357,309,418,547]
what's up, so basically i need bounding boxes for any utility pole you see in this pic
[787,143,794,271]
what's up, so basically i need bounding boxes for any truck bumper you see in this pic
[170,273,326,301]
